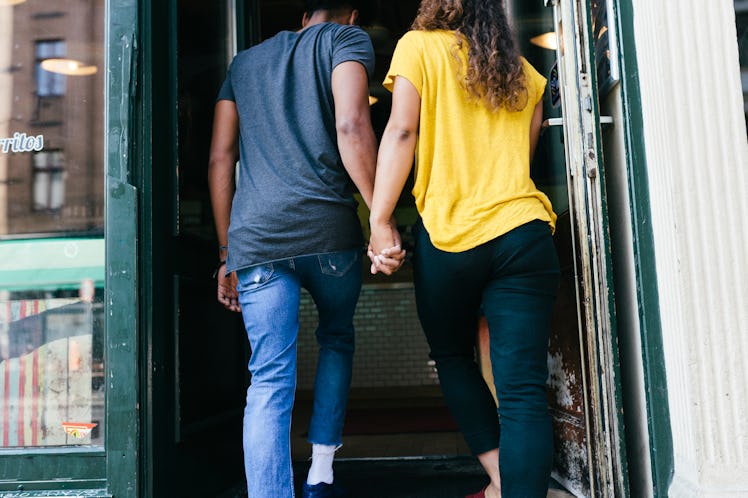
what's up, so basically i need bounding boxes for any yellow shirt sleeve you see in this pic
[383,31,424,96]
[523,58,547,105]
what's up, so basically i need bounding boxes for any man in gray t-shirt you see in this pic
[208,2,402,497]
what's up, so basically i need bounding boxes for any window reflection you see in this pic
[0,0,105,448]
[35,40,67,98]
[33,150,66,211]
[1,0,104,236]
[0,288,104,447]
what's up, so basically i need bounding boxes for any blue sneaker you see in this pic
[301,481,349,498]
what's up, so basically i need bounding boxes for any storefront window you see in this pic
[0,0,105,447]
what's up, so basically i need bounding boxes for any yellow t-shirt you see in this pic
[383,30,556,252]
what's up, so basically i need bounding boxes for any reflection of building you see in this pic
[0,0,104,236]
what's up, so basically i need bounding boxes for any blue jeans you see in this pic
[235,249,362,498]
[412,219,560,497]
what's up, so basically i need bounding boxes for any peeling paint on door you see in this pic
[548,211,590,497]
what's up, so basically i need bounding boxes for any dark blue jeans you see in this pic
[413,219,560,497]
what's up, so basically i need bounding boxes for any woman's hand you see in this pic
[368,218,406,275]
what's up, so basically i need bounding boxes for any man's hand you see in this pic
[368,217,406,275]
[217,269,241,312]
[368,245,406,275]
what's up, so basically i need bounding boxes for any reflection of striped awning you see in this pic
[0,238,104,292]
[0,334,95,447]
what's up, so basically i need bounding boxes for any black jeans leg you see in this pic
[413,220,559,497]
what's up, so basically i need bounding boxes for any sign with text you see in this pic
[0,132,44,153]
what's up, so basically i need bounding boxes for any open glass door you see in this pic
[0,0,138,495]
[141,1,249,496]
[543,0,628,495]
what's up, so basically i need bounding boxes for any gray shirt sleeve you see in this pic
[332,26,375,79]
[216,65,235,102]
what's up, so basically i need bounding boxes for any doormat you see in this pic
[342,406,459,435]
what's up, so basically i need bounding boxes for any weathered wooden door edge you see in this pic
[547,0,629,495]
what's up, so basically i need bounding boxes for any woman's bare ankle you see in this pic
[484,482,501,498]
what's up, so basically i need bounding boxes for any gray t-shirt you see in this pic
[217,23,375,272]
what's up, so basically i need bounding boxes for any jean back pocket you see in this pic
[318,249,360,277]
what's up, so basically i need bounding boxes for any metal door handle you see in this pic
[542,118,564,129]
[542,116,613,129]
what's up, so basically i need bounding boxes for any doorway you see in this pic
[145,1,628,497]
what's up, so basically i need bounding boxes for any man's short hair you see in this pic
[303,0,360,15]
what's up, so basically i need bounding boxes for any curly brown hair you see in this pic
[411,0,528,112]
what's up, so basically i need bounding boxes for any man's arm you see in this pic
[331,60,377,208]
[208,99,241,312]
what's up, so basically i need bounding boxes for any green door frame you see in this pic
[106,0,141,495]
[548,0,630,493]
[612,0,674,495]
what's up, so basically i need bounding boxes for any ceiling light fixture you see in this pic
[530,32,558,51]
[41,58,98,76]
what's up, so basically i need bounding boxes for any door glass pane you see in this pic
[0,0,105,448]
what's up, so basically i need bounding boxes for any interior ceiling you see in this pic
[258,0,421,40]
[257,1,552,47]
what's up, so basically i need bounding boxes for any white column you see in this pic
[631,0,748,495]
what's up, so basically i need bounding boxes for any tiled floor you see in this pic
[291,392,471,460]
[295,457,575,498]
[219,459,575,497]
[284,394,576,497]
[219,457,576,498]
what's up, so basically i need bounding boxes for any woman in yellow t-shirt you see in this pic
[368,2,560,497]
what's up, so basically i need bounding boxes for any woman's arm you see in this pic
[529,100,543,162]
[368,75,421,274]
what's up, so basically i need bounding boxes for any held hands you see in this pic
[217,269,241,312]
[368,217,406,275]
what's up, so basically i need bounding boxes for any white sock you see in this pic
[306,444,338,485]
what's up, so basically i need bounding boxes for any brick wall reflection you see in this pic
[0,0,105,236]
